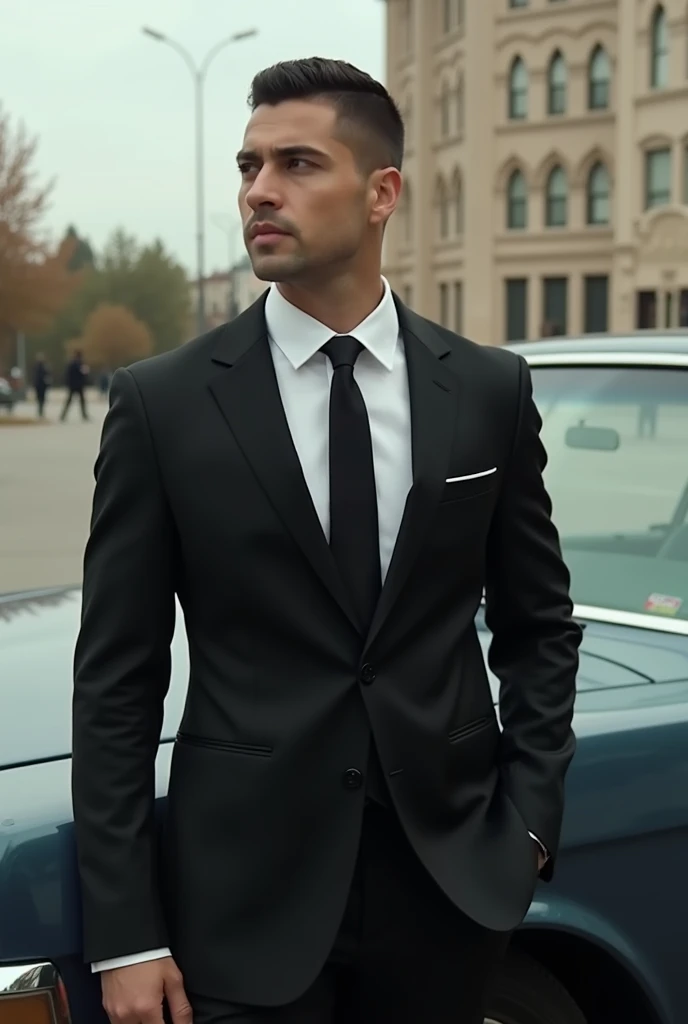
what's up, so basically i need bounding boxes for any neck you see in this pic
[277,272,385,335]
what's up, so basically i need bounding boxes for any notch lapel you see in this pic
[207,297,361,633]
[366,304,458,650]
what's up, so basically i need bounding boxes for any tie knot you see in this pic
[322,335,364,370]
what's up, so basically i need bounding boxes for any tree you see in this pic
[63,225,95,272]
[97,229,191,352]
[0,106,78,367]
[79,303,153,369]
[32,227,191,366]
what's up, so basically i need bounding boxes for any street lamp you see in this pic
[142,25,258,335]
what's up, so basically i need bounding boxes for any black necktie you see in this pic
[321,335,382,631]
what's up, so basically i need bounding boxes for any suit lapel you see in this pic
[366,301,458,650]
[207,296,361,633]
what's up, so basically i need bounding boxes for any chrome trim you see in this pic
[0,961,71,1021]
[523,352,688,368]
[574,604,688,637]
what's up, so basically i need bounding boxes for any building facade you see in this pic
[382,0,688,344]
[188,259,267,332]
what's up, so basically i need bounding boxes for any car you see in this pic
[0,377,16,413]
[1,332,687,1024]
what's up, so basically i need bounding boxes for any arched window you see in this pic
[439,81,451,138]
[399,181,413,243]
[452,171,464,234]
[548,52,567,115]
[546,166,568,227]
[455,76,465,135]
[589,46,611,109]
[587,162,611,225]
[436,177,450,238]
[651,6,669,88]
[507,169,527,229]
[509,58,528,119]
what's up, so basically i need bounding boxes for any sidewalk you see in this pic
[0,388,107,593]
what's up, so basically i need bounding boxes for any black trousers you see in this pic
[187,801,511,1024]
[60,388,88,420]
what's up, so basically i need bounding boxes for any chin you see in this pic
[250,254,305,283]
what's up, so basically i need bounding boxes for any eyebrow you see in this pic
[235,145,329,164]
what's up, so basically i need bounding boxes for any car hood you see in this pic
[2,587,688,769]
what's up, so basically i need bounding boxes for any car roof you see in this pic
[506,331,688,358]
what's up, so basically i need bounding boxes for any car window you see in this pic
[530,365,688,622]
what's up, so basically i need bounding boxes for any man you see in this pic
[72,58,582,1024]
[60,349,89,421]
[33,353,50,418]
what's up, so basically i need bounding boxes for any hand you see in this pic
[101,956,192,1024]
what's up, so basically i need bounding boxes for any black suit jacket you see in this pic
[71,294,582,1005]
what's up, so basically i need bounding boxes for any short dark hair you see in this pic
[248,57,404,172]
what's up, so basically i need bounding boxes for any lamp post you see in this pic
[142,25,257,336]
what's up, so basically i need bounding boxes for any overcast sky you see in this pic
[2,0,386,277]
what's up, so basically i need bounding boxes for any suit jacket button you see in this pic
[342,768,363,790]
[359,664,376,685]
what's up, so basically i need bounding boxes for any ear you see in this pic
[369,168,403,227]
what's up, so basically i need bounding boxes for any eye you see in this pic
[286,157,311,170]
[237,162,256,176]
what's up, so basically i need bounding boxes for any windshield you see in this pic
[530,365,688,622]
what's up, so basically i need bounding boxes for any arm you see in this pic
[484,355,582,879]
[72,366,176,964]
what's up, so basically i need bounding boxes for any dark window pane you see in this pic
[645,148,671,208]
[589,47,611,110]
[543,277,568,335]
[454,282,463,333]
[587,163,610,225]
[507,171,527,229]
[679,289,688,327]
[439,283,449,326]
[548,54,567,114]
[506,278,528,341]
[509,59,528,119]
[584,276,609,333]
[636,290,657,329]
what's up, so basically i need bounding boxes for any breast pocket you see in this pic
[439,467,498,504]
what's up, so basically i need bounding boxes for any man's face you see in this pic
[237,100,375,283]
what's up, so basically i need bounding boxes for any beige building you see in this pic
[382,0,688,345]
[189,260,266,331]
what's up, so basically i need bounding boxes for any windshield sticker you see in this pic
[644,593,683,617]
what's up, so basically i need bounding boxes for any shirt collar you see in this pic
[264,277,399,372]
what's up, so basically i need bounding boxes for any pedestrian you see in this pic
[33,353,50,418]
[60,349,90,421]
[99,367,112,400]
[72,57,582,1024]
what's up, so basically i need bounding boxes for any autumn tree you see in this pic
[78,303,153,370]
[0,106,78,367]
[32,228,191,366]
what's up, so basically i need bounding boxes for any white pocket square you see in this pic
[445,467,497,484]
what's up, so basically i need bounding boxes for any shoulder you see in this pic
[406,311,526,391]
[123,323,226,388]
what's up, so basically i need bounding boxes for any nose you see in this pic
[244,167,283,213]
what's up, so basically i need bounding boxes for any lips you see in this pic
[250,224,289,240]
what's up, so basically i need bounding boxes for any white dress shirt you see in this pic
[92,278,544,972]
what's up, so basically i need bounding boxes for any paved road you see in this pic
[0,388,107,593]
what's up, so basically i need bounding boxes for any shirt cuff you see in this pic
[528,831,549,862]
[91,948,172,973]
